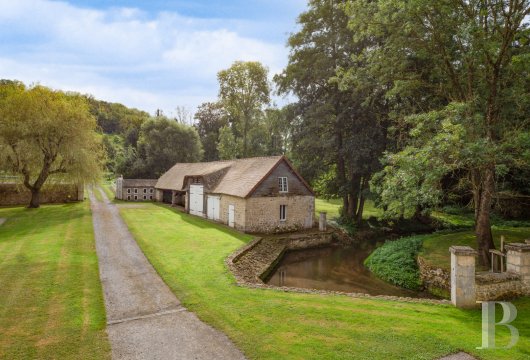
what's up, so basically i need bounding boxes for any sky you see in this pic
[0,0,307,117]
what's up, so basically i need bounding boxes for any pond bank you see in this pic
[226,228,447,304]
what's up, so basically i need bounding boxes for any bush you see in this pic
[364,236,424,290]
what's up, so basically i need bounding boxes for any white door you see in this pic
[189,185,204,216]
[228,204,235,228]
[207,196,220,221]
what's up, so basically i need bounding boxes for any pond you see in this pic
[266,240,436,299]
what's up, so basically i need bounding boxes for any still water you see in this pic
[266,241,436,298]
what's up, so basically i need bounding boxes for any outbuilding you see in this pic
[155,156,315,233]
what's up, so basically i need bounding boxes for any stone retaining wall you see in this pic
[417,256,450,292]
[226,229,449,305]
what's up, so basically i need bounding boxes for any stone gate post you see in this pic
[319,212,327,232]
[450,246,477,308]
[506,243,530,295]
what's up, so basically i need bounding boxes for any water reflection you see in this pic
[266,241,435,298]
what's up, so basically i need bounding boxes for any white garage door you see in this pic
[207,196,220,221]
[189,185,204,217]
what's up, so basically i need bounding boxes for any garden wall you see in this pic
[0,183,83,206]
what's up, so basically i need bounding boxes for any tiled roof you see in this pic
[155,156,287,198]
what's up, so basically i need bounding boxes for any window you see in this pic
[278,177,288,192]
[134,195,138,200]
[127,188,131,194]
[280,205,287,221]
[143,188,147,193]
[127,195,131,200]
[149,195,153,200]
[134,188,138,194]
[143,195,146,200]
[150,188,154,193]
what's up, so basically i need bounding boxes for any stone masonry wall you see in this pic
[219,194,247,231]
[245,195,314,233]
[417,256,450,292]
[475,272,526,301]
[0,183,82,206]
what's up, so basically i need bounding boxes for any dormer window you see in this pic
[278,177,288,192]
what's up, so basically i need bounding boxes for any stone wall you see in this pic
[417,256,450,292]
[475,272,525,301]
[219,194,247,231]
[448,243,530,308]
[0,183,83,206]
[245,195,314,233]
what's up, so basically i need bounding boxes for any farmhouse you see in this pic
[155,156,315,233]
[115,178,157,201]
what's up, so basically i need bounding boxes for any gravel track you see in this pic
[89,187,245,360]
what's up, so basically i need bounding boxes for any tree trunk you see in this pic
[355,176,369,225]
[29,188,41,208]
[475,167,496,267]
[347,174,360,219]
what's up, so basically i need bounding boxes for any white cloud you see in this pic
[0,0,291,114]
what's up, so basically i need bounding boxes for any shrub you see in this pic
[364,236,424,290]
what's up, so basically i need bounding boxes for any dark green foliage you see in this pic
[117,117,203,178]
[365,236,424,290]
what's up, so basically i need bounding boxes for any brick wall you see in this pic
[0,183,83,206]
[245,195,314,233]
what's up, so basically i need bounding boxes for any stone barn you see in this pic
[115,178,157,201]
[155,156,315,233]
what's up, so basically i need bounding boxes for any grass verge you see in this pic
[0,203,110,359]
[120,203,530,359]
[315,198,381,220]
[419,227,530,271]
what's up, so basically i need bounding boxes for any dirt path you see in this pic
[89,187,245,360]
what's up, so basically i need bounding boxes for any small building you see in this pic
[155,156,315,233]
[115,178,157,201]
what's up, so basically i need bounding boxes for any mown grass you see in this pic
[0,203,110,359]
[315,198,382,220]
[419,227,530,271]
[100,182,115,200]
[120,203,530,360]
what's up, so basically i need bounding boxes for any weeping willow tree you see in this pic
[0,81,103,207]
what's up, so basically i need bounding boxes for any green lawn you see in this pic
[100,182,115,200]
[315,198,382,220]
[419,227,530,271]
[0,203,110,359]
[120,203,530,360]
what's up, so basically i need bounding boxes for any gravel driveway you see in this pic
[89,187,245,360]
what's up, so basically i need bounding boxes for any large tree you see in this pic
[194,102,227,161]
[0,82,103,208]
[120,117,203,178]
[217,61,270,158]
[345,0,530,265]
[276,0,386,223]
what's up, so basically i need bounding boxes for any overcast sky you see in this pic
[0,0,306,117]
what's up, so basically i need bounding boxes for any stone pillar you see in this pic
[450,246,477,308]
[506,243,530,294]
[319,212,327,232]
